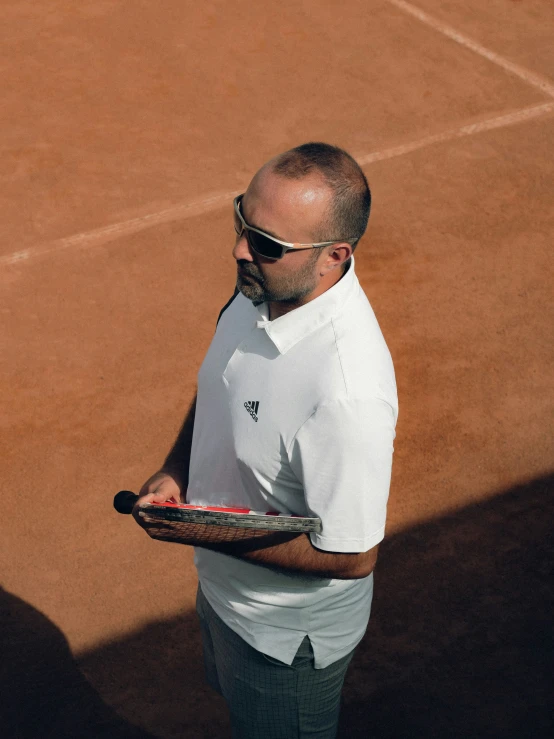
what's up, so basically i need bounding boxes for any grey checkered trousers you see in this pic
[196,585,355,739]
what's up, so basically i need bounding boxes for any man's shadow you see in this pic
[0,587,153,738]
[339,472,554,738]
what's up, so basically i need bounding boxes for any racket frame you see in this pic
[138,501,322,533]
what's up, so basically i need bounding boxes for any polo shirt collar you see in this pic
[254,257,357,355]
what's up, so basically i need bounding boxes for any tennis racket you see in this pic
[114,490,321,544]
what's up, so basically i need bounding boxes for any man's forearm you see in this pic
[141,514,377,579]
[219,531,377,580]
[162,394,197,486]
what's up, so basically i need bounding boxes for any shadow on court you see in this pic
[0,588,153,738]
[340,472,554,739]
[3,474,552,738]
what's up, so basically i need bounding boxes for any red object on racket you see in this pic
[113,490,322,533]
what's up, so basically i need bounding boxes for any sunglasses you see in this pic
[233,194,356,261]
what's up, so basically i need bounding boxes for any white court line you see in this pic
[1,190,241,267]
[357,101,554,165]
[386,0,554,99]
[1,102,553,268]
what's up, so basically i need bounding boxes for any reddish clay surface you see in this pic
[1,1,553,737]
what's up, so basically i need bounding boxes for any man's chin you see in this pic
[237,278,265,302]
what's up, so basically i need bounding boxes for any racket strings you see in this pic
[140,515,278,543]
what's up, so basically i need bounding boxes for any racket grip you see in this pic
[114,490,139,514]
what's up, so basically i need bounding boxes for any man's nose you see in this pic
[232,231,254,262]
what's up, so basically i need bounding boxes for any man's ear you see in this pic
[321,243,353,274]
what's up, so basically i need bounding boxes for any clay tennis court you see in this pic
[2,1,553,736]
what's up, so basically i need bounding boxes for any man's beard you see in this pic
[236,253,320,305]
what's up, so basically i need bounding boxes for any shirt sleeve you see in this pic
[288,397,397,553]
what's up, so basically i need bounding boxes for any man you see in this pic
[133,143,398,738]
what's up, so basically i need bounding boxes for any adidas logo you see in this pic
[244,400,259,422]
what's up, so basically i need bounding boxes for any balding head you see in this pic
[269,142,371,249]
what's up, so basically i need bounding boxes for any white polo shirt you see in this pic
[187,259,398,668]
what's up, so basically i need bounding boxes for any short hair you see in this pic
[272,142,371,250]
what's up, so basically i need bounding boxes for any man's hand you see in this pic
[132,469,184,526]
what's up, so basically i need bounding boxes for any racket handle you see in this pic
[114,490,139,514]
